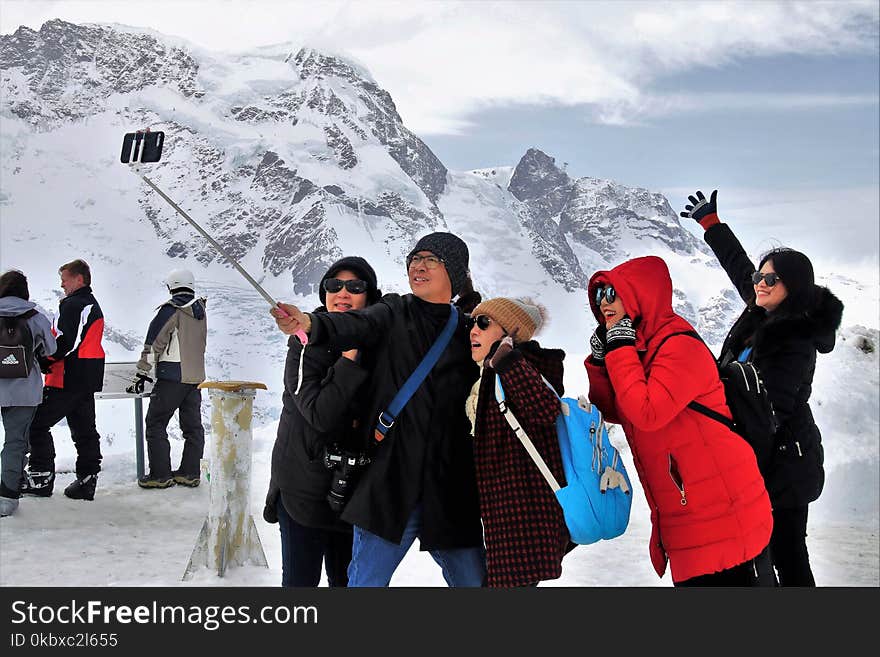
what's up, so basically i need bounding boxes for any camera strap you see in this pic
[373,304,459,443]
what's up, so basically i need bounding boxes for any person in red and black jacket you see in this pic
[584,255,773,586]
[466,297,571,588]
[681,189,844,586]
[21,259,105,501]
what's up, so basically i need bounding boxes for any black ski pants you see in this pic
[770,505,816,586]
[28,387,102,477]
[144,380,204,478]
[276,497,352,587]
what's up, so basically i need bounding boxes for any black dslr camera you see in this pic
[323,445,371,514]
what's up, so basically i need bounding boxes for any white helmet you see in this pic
[164,268,195,291]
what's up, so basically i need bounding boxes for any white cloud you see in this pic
[593,92,879,125]
[667,184,880,266]
[1,0,877,134]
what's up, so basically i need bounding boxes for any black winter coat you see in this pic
[705,223,844,509]
[307,293,483,551]
[44,286,105,392]
[267,313,372,532]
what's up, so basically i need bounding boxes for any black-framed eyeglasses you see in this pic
[408,253,445,270]
[323,278,368,294]
[751,272,781,287]
[594,285,617,306]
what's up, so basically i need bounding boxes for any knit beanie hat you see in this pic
[406,232,469,297]
[319,256,381,306]
[469,297,547,342]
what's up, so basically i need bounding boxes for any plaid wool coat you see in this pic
[472,341,571,588]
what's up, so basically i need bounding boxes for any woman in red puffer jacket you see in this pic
[584,255,773,586]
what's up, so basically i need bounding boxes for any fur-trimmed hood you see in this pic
[758,285,844,354]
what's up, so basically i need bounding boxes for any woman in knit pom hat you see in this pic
[465,297,572,587]
[264,255,381,587]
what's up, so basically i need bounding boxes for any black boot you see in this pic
[64,474,97,501]
[20,470,55,497]
[138,473,175,489]
[172,469,200,488]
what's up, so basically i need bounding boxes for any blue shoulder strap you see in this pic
[373,304,459,443]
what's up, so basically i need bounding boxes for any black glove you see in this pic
[679,189,718,223]
[37,356,53,374]
[589,325,607,364]
[126,371,153,394]
[605,316,636,353]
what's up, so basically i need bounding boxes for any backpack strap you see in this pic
[659,330,738,431]
[688,399,736,430]
[373,304,459,443]
[494,375,561,492]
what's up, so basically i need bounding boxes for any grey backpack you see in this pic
[0,309,37,378]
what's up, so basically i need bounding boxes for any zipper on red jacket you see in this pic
[667,453,687,506]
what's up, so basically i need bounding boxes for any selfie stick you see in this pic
[125,138,307,342]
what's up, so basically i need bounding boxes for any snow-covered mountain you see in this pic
[0,19,876,586]
[1,19,730,336]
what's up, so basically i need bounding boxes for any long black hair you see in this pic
[758,247,816,315]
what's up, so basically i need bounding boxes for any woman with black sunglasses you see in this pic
[263,256,381,587]
[585,255,774,586]
[681,189,844,586]
[464,297,571,587]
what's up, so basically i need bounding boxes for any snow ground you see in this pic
[1,370,877,588]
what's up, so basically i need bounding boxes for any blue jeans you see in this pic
[347,504,486,587]
[1,406,37,495]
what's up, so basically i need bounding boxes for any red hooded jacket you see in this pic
[584,256,772,583]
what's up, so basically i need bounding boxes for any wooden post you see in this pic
[183,380,269,580]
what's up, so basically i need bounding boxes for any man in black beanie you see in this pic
[405,232,470,300]
[271,231,486,587]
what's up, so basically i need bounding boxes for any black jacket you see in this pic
[706,223,844,509]
[308,293,483,551]
[44,286,105,392]
[267,310,372,532]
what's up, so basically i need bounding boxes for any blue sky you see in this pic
[1,0,878,264]
[426,53,879,190]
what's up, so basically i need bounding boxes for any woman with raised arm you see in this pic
[681,190,844,586]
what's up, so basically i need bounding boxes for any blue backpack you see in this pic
[495,376,633,545]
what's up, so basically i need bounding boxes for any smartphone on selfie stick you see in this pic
[120,129,305,341]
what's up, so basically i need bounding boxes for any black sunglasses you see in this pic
[466,314,494,331]
[751,272,781,287]
[323,278,367,294]
[594,285,617,306]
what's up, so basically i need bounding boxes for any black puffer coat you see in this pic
[307,293,483,551]
[266,308,372,532]
[706,223,844,509]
